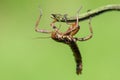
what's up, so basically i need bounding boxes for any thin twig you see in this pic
[51,4,120,22]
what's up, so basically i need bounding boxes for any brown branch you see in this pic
[51,4,120,22]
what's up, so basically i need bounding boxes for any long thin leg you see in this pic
[35,9,51,33]
[63,14,73,25]
[63,7,81,36]
[64,6,82,26]
[77,17,93,41]
[50,19,58,29]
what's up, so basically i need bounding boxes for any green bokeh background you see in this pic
[0,0,120,80]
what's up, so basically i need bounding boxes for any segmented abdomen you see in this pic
[69,41,82,75]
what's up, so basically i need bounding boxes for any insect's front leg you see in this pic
[63,8,81,36]
[76,17,93,41]
[35,9,51,34]
[50,19,58,30]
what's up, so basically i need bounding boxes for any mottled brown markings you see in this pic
[34,8,93,75]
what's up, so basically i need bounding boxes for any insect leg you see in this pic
[77,17,93,41]
[50,19,58,29]
[63,8,81,36]
[35,9,51,33]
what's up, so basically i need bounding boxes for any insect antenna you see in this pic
[32,36,51,39]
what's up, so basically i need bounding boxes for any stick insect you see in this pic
[35,8,93,75]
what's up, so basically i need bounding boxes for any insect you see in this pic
[35,8,93,75]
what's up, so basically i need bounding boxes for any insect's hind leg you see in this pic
[76,17,93,41]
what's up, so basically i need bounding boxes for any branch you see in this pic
[51,4,120,22]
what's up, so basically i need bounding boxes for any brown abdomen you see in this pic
[69,41,82,75]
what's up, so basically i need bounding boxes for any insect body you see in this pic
[35,9,93,75]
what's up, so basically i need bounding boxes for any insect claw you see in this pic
[77,6,82,14]
[39,9,42,16]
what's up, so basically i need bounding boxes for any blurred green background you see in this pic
[0,0,120,80]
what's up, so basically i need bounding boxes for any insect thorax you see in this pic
[51,31,76,44]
